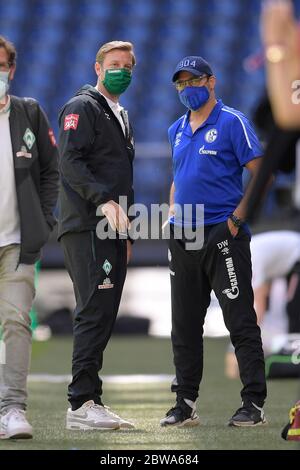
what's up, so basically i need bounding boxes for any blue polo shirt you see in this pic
[168,99,263,226]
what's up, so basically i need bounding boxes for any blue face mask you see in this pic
[0,71,9,100]
[179,85,209,111]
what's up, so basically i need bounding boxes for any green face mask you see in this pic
[102,68,132,95]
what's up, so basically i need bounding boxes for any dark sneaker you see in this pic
[228,402,267,427]
[160,398,200,427]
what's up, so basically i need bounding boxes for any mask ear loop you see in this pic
[0,70,10,104]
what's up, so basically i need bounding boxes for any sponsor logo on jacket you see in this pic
[64,114,79,131]
[199,145,218,156]
[16,145,32,158]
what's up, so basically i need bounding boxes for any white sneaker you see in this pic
[104,406,135,429]
[66,400,120,431]
[0,408,33,439]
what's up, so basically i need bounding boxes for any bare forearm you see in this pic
[169,181,175,207]
[234,173,260,222]
[234,170,273,222]
[266,58,300,128]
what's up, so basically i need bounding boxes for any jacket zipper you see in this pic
[91,231,96,261]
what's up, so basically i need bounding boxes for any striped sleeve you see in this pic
[224,108,263,166]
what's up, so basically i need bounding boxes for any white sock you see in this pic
[184,398,196,411]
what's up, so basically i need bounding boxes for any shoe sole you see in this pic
[161,417,200,428]
[228,420,268,427]
[119,423,135,429]
[0,431,33,440]
[66,422,120,431]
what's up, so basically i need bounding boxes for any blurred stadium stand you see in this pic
[2,0,300,268]
[1,0,269,141]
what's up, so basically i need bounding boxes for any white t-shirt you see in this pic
[0,96,21,246]
[94,87,126,136]
[251,231,300,289]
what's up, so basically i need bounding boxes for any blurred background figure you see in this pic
[261,0,300,129]
[251,230,300,332]
[259,0,300,442]
[225,230,300,379]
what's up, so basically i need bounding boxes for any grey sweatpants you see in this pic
[0,244,35,412]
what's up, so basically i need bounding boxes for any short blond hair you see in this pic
[96,41,136,66]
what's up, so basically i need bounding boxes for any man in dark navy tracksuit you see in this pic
[58,41,135,431]
[160,56,267,428]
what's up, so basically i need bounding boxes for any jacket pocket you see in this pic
[224,220,248,240]
[210,220,236,242]
[224,220,236,239]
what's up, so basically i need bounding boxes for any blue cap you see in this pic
[172,56,213,82]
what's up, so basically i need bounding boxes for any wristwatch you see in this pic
[229,214,243,228]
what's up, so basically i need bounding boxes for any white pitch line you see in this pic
[28,374,174,384]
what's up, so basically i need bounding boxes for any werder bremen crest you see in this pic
[23,128,36,150]
[102,259,112,276]
[99,260,114,290]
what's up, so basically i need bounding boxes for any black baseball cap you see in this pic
[172,56,213,82]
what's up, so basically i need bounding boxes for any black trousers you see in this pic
[169,221,267,407]
[61,231,127,410]
[287,262,300,333]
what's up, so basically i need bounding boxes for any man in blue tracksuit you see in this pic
[160,56,267,428]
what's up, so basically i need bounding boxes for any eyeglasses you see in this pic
[174,75,209,91]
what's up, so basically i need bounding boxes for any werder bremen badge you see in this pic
[23,128,36,150]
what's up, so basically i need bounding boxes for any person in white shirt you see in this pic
[251,230,300,328]
[226,230,300,378]
[0,36,58,439]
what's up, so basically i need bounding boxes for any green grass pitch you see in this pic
[0,336,299,450]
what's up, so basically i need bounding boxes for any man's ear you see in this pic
[95,62,103,79]
[9,64,16,81]
[209,75,216,91]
